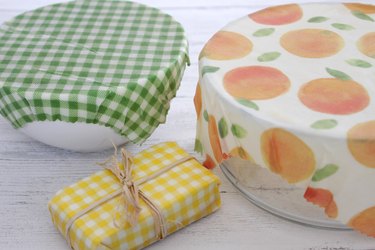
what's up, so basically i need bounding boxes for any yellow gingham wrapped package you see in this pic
[48,142,221,250]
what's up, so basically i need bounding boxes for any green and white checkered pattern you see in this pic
[0,0,189,143]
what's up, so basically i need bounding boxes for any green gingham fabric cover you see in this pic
[0,0,189,143]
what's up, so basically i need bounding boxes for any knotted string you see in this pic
[99,146,141,226]
[63,146,193,249]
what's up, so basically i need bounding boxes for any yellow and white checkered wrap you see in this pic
[48,142,221,250]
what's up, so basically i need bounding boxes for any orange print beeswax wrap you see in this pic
[195,3,375,237]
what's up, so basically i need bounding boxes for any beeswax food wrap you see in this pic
[49,142,221,250]
[0,0,189,144]
[195,3,375,237]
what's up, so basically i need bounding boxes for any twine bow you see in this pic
[99,146,141,226]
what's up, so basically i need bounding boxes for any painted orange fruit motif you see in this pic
[357,32,375,59]
[223,66,290,100]
[304,187,338,218]
[208,115,223,163]
[280,29,344,58]
[261,128,316,183]
[347,121,375,168]
[194,83,202,118]
[249,4,303,25]
[229,147,254,162]
[344,3,375,14]
[203,154,216,169]
[199,31,253,60]
[299,78,369,115]
[348,206,375,237]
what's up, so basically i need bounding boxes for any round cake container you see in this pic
[195,2,375,236]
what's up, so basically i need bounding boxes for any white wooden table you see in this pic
[1,0,374,249]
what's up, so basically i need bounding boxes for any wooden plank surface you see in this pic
[1,0,375,249]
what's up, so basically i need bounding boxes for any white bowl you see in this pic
[20,121,127,152]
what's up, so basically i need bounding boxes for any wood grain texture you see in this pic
[1,0,375,249]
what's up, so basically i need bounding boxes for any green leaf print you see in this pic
[218,118,228,138]
[326,68,352,81]
[194,139,203,154]
[331,23,355,30]
[203,110,209,122]
[346,59,372,68]
[351,11,374,22]
[312,164,339,182]
[231,124,247,138]
[201,66,220,77]
[307,16,329,23]
[258,52,281,62]
[237,99,259,111]
[311,119,338,129]
[253,28,275,37]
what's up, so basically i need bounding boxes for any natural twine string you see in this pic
[63,146,193,249]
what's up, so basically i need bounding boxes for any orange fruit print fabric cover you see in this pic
[195,3,375,237]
